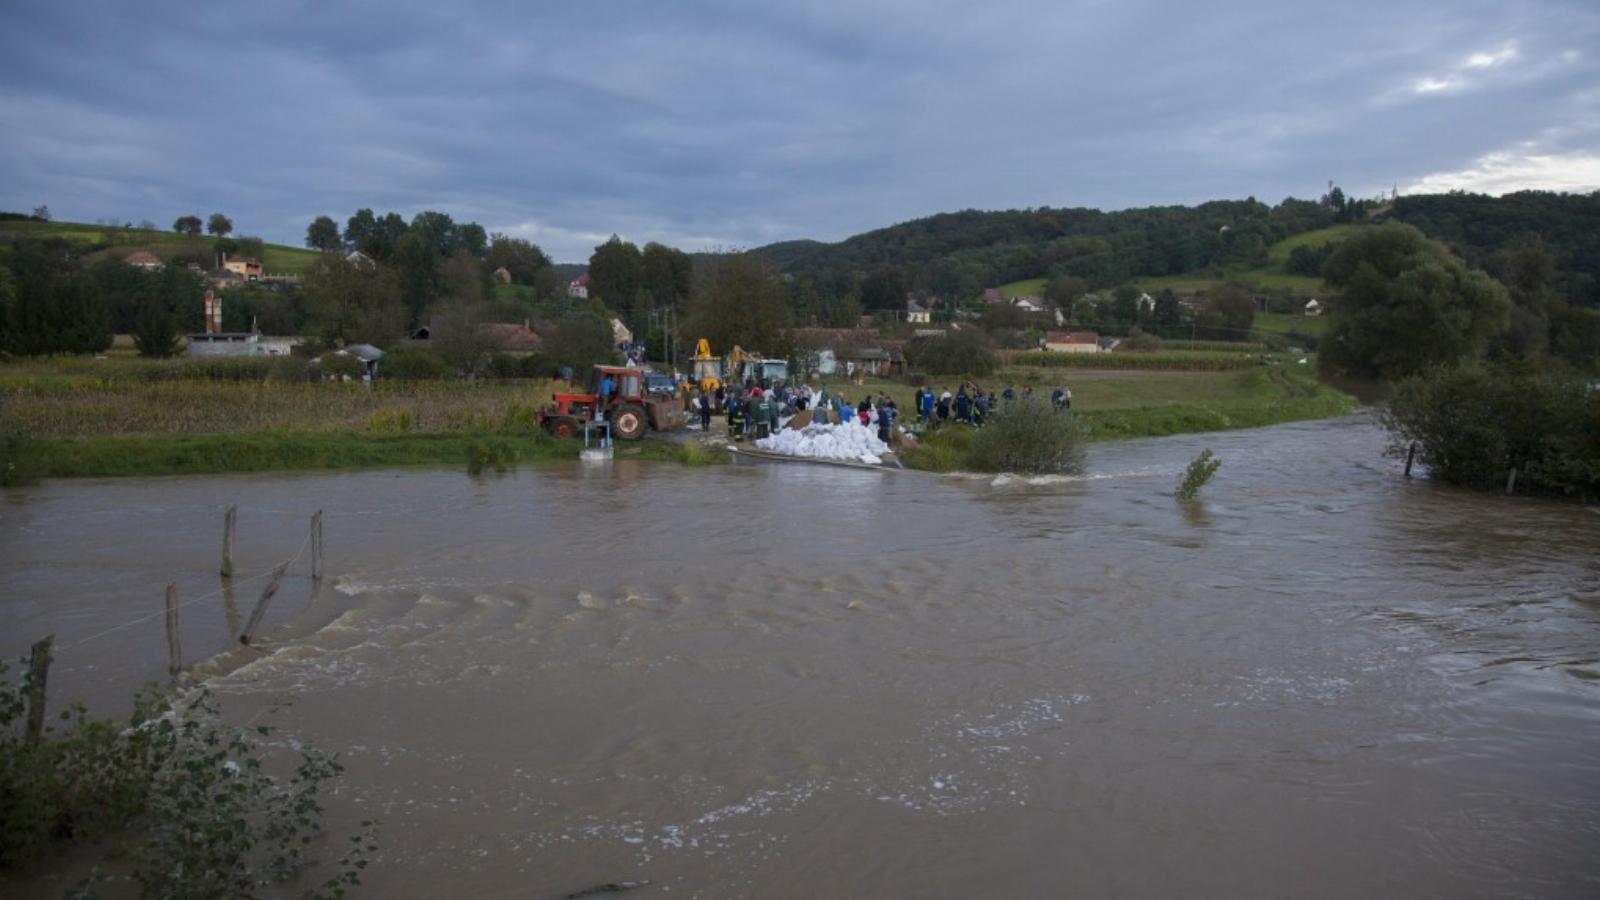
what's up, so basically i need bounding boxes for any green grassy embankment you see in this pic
[899,364,1355,470]
[0,220,321,274]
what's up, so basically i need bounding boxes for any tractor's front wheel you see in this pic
[543,417,578,438]
[612,404,647,440]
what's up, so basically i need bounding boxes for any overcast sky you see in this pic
[3,1,1598,262]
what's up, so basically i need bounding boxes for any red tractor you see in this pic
[539,365,686,440]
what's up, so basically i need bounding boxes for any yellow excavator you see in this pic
[687,338,723,402]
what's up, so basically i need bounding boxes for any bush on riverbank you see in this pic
[0,665,373,895]
[903,401,1083,475]
[1380,364,1600,501]
[967,398,1085,474]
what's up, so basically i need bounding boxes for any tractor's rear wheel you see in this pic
[612,405,647,440]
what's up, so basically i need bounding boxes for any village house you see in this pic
[345,249,375,270]
[790,327,906,378]
[568,272,590,299]
[222,256,263,281]
[906,298,931,324]
[1304,298,1323,316]
[981,287,1006,305]
[1012,296,1047,314]
[124,251,162,269]
[610,317,632,348]
[1043,330,1101,353]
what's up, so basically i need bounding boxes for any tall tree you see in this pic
[304,257,407,346]
[686,253,791,357]
[132,292,181,357]
[173,215,203,236]
[485,234,551,284]
[640,242,692,309]
[588,235,642,314]
[344,208,378,251]
[207,213,233,237]
[1320,224,1510,380]
[306,215,342,251]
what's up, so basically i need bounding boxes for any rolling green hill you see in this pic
[0,219,321,274]
[1131,225,1359,296]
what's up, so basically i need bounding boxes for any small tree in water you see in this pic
[1176,449,1221,500]
[966,398,1084,474]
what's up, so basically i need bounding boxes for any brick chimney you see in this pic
[204,290,222,334]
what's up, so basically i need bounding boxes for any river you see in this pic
[3,415,1598,898]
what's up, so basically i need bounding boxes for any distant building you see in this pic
[1012,296,1047,314]
[1043,330,1100,353]
[493,266,512,284]
[1304,298,1323,316]
[981,287,1006,305]
[124,251,162,269]
[185,290,303,357]
[611,317,632,347]
[1138,292,1155,313]
[345,250,375,270]
[568,272,591,299]
[222,257,263,281]
[906,298,931,324]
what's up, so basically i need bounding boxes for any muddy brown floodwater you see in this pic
[3,415,1599,898]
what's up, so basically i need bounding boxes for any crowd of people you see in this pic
[691,378,1075,444]
[910,383,1074,428]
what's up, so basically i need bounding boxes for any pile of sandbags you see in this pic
[755,420,890,465]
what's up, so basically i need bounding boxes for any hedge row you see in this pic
[1158,340,1268,353]
[1010,350,1261,371]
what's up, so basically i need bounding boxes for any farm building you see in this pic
[124,251,162,269]
[1043,330,1100,353]
[906,299,931,323]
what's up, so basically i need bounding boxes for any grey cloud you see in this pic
[2,0,1597,261]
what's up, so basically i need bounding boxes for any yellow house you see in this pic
[222,257,263,281]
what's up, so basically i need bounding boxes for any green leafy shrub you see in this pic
[965,398,1085,474]
[1381,364,1600,500]
[382,347,449,380]
[467,438,516,474]
[1175,449,1221,499]
[1,664,374,896]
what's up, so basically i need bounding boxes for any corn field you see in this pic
[1,376,565,438]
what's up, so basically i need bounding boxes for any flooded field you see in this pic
[3,415,1598,898]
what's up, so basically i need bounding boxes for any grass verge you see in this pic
[21,431,580,479]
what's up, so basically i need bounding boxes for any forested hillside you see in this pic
[1389,192,1600,307]
[749,190,1600,314]
[751,198,1338,305]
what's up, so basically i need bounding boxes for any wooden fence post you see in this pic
[239,562,289,646]
[311,509,324,582]
[165,583,182,677]
[223,577,240,642]
[1506,467,1518,495]
[24,635,53,748]
[221,505,237,578]
[1404,442,1417,478]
